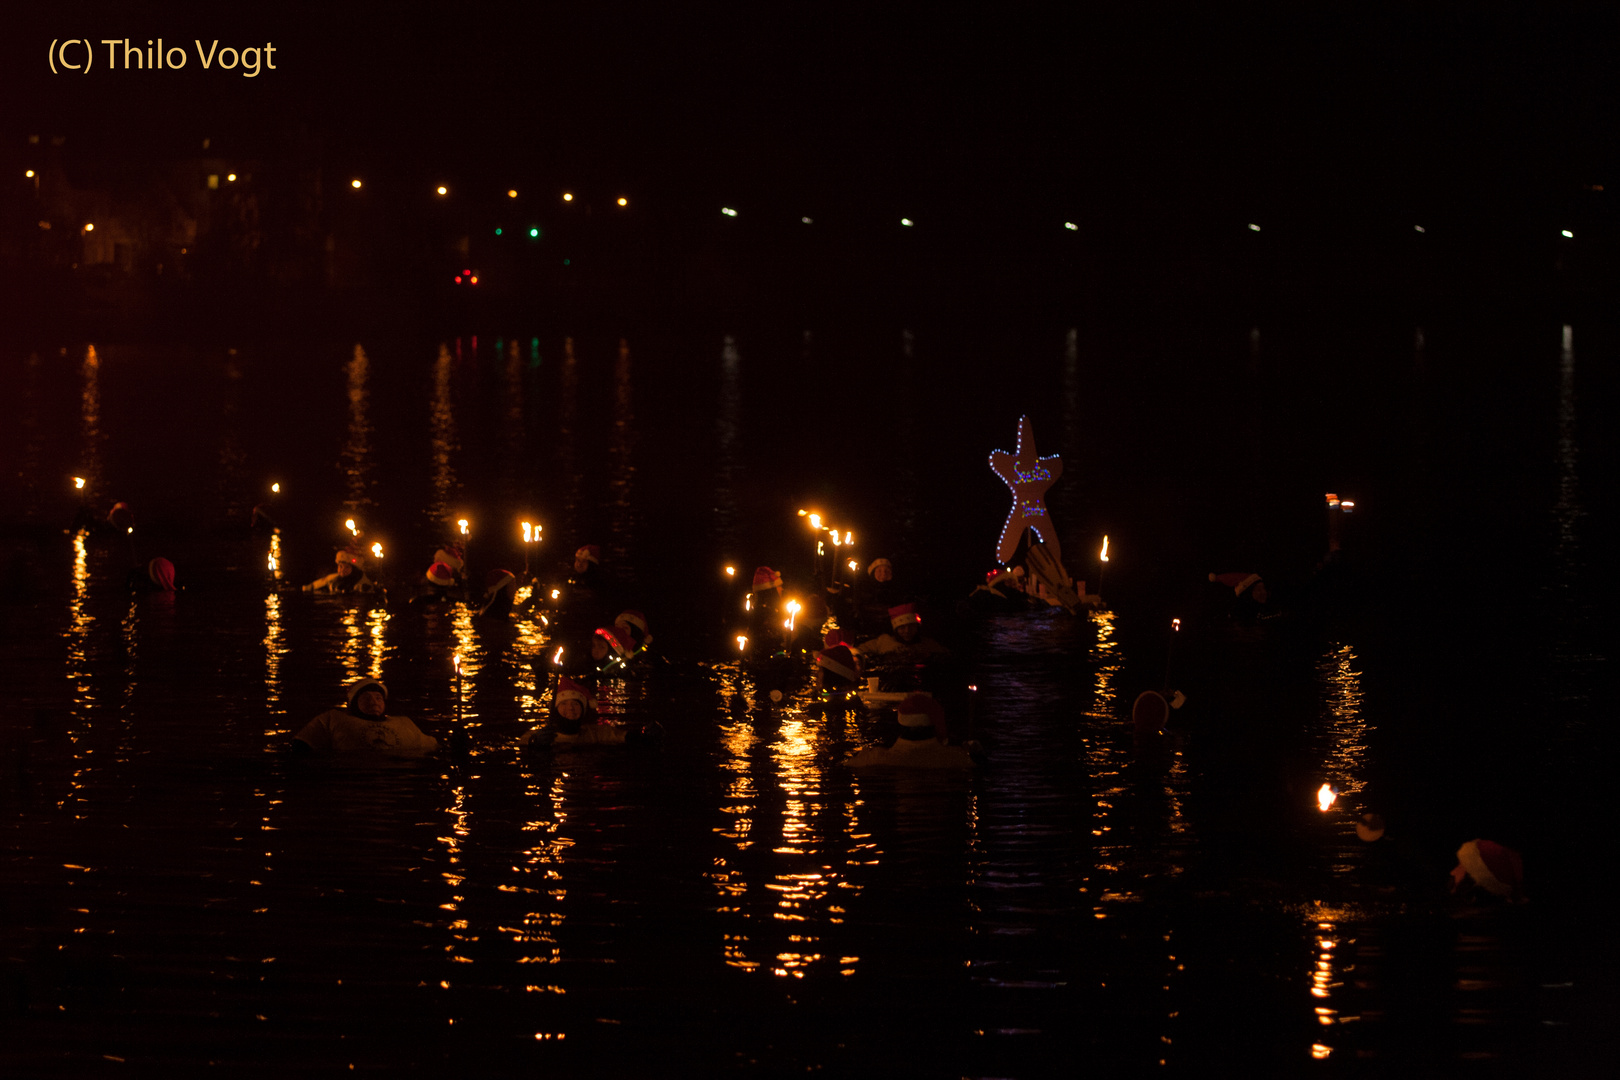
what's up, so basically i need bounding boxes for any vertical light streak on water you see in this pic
[714,336,742,552]
[439,783,471,920]
[366,607,389,682]
[606,338,636,586]
[267,532,283,582]
[339,606,363,685]
[1552,325,1583,579]
[1308,921,1344,1059]
[263,592,286,740]
[511,770,572,975]
[557,338,581,538]
[1315,644,1369,850]
[711,662,760,970]
[121,596,138,688]
[451,607,479,730]
[1088,610,1121,718]
[512,595,546,715]
[66,533,97,762]
[1084,706,1133,917]
[427,343,460,530]
[765,699,835,980]
[341,345,374,514]
[79,345,104,502]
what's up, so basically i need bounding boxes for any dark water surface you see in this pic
[1,321,1613,1075]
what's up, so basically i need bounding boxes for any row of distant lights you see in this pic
[35,173,1586,240]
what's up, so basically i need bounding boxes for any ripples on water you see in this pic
[0,325,1609,1074]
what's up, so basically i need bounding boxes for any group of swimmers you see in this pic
[284,520,974,767]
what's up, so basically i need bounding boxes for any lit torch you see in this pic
[453,651,463,725]
[370,542,383,560]
[1317,784,1337,812]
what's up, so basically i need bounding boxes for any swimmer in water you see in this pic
[848,693,975,769]
[292,679,439,756]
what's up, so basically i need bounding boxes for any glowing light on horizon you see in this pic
[351,179,362,189]
[436,186,448,196]
[563,192,573,201]
[900,218,914,226]
[1248,223,1261,232]
[1561,229,1574,238]
[617,197,628,207]
[507,189,518,198]
[1064,221,1078,231]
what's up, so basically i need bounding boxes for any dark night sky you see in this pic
[5,2,1616,228]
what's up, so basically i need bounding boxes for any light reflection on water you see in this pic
[0,322,1601,1075]
[342,344,374,513]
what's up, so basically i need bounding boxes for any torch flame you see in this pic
[1317,784,1337,812]
[1172,618,1181,632]
[736,635,748,652]
[74,477,85,490]
[725,566,736,577]
[522,522,532,543]
[458,519,469,536]
[808,514,822,530]
[370,542,383,559]
[345,518,357,535]
[847,560,859,572]
[454,652,461,676]
[552,647,563,666]
[1100,535,1110,562]
[271,482,280,494]
[550,589,560,600]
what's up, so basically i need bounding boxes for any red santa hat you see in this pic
[615,609,650,642]
[426,562,457,587]
[1450,839,1524,900]
[485,568,516,593]
[888,602,920,628]
[867,558,893,577]
[814,644,859,684]
[553,676,593,712]
[434,545,466,571]
[595,624,633,659]
[752,566,783,593]
[107,501,134,529]
[822,626,850,649]
[575,544,601,565]
[147,557,176,591]
[896,693,945,738]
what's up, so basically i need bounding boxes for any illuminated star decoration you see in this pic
[988,415,1065,566]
